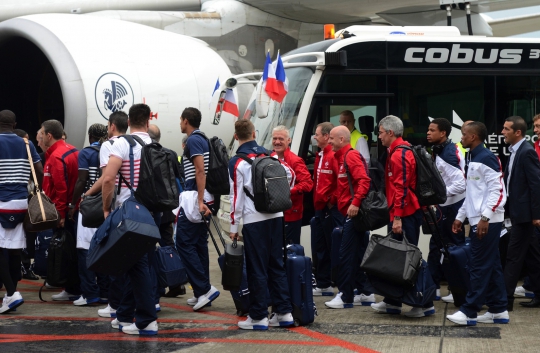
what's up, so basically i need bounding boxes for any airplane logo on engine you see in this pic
[95,73,134,120]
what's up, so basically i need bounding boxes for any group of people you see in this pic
[1,104,539,334]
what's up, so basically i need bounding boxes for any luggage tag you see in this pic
[504,218,512,228]
[500,228,508,238]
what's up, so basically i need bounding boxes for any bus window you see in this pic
[497,76,540,135]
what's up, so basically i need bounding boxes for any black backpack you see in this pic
[237,153,292,213]
[121,135,179,212]
[396,145,447,206]
[39,229,79,301]
[185,131,230,195]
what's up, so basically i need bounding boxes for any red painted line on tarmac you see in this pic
[18,280,47,287]
[289,327,380,353]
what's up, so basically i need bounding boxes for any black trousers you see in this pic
[504,222,540,298]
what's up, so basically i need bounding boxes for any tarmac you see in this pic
[1,228,540,353]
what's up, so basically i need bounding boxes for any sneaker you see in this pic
[155,304,161,312]
[353,294,376,306]
[313,286,334,296]
[122,321,158,335]
[404,306,436,318]
[98,304,117,318]
[73,296,99,306]
[371,301,401,314]
[268,312,294,327]
[111,318,132,330]
[477,311,510,324]
[325,292,353,309]
[435,289,441,301]
[0,292,24,314]
[238,316,269,330]
[446,311,477,326]
[52,290,79,301]
[193,286,220,311]
[515,286,535,298]
[442,293,454,303]
[187,296,211,307]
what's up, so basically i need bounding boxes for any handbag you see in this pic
[80,191,116,229]
[221,238,244,291]
[360,231,422,287]
[343,150,389,232]
[23,138,59,232]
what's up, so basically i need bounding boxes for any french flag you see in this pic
[264,52,288,103]
[209,77,220,108]
[217,88,239,117]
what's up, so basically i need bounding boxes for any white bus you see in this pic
[218,26,540,255]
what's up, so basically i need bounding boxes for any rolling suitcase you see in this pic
[204,215,250,316]
[330,226,342,285]
[422,206,471,307]
[286,250,316,326]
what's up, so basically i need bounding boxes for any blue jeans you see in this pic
[461,222,507,317]
[242,217,292,320]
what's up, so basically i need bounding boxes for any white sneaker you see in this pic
[187,296,212,307]
[446,311,477,326]
[268,312,294,327]
[324,292,353,309]
[515,286,535,298]
[122,321,158,335]
[477,311,510,324]
[371,301,401,314]
[238,316,269,330]
[98,304,117,318]
[111,318,132,330]
[435,289,441,300]
[313,287,334,296]
[73,296,99,306]
[0,292,24,314]
[442,293,454,303]
[404,306,436,318]
[52,290,78,301]
[155,304,161,312]
[193,286,220,311]
[353,294,376,306]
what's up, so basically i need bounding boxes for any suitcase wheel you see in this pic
[293,318,300,327]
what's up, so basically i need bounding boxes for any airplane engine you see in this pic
[0,14,234,151]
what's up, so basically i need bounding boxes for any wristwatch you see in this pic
[480,215,490,222]
[394,216,401,221]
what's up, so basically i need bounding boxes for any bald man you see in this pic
[324,126,372,309]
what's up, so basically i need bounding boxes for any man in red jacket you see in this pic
[311,122,343,296]
[370,115,434,318]
[271,126,313,244]
[324,126,371,309]
[41,119,81,301]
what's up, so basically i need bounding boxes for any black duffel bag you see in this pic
[343,151,389,232]
[360,231,422,287]
[79,191,116,229]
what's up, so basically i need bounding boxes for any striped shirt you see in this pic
[183,130,213,202]
[78,142,101,192]
[0,133,40,201]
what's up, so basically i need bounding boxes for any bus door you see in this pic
[299,94,393,225]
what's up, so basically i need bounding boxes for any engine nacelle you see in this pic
[0,14,234,151]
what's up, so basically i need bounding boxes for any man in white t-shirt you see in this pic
[100,104,158,336]
[84,111,128,319]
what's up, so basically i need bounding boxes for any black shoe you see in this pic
[164,285,186,298]
[22,270,40,280]
[519,297,540,308]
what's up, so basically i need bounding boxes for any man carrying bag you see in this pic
[323,126,371,309]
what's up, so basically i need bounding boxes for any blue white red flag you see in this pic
[217,88,239,117]
[264,52,288,103]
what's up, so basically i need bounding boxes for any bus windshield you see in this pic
[241,66,313,150]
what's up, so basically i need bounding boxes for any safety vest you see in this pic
[351,128,369,149]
